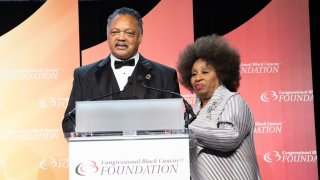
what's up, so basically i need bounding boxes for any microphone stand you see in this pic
[63,89,127,126]
[63,79,134,131]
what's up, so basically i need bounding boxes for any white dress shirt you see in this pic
[110,53,139,90]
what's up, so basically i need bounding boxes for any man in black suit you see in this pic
[62,7,180,133]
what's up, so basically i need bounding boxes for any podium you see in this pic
[65,98,195,180]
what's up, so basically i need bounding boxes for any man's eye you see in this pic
[111,31,119,35]
[126,32,134,36]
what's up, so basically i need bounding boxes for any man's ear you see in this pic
[138,34,143,44]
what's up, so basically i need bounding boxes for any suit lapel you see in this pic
[95,56,115,100]
[134,55,153,99]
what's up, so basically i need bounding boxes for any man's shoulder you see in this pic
[75,58,108,72]
[142,57,176,72]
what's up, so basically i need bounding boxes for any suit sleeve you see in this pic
[62,68,82,133]
[190,95,253,152]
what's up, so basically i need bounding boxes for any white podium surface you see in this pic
[75,98,185,133]
[68,133,191,180]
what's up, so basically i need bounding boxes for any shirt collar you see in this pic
[110,53,140,68]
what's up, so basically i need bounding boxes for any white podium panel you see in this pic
[68,135,191,180]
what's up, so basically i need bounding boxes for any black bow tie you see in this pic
[114,59,135,69]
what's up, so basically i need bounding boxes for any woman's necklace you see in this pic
[196,94,225,121]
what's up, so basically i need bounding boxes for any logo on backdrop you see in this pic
[263,150,317,163]
[38,97,68,109]
[0,129,59,141]
[39,157,68,169]
[241,61,280,74]
[0,160,4,170]
[260,89,313,102]
[182,94,196,106]
[255,121,284,133]
[0,98,3,111]
[0,68,59,80]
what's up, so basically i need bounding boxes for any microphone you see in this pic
[137,77,196,128]
[62,77,133,130]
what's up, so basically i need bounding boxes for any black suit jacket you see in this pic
[62,54,180,133]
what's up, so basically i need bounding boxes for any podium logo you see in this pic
[76,160,99,176]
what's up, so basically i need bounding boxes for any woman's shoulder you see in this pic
[226,91,253,113]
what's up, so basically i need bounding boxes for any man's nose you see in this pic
[118,32,126,39]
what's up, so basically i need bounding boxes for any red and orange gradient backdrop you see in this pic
[0,0,316,179]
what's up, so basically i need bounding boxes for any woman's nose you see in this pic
[194,74,202,81]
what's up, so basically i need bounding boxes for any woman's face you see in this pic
[191,59,220,101]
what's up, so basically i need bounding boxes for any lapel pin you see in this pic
[145,74,151,80]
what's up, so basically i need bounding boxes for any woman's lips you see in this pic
[195,84,205,90]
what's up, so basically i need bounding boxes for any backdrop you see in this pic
[0,0,317,179]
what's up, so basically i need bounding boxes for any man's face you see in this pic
[107,14,142,60]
